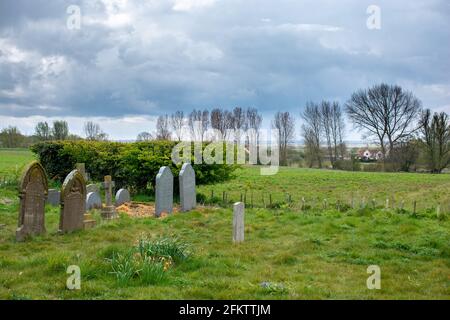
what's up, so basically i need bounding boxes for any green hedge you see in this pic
[30,141,237,193]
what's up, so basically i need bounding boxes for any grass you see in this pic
[197,166,450,214]
[0,149,449,299]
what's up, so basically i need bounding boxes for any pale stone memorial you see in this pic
[115,188,131,206]
[179,163,196,212]
[233,202,245,243]
[86,191,102,210]
[16,161,48,242]
[155,166,173,217]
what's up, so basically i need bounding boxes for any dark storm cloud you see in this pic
[0,0,449,120]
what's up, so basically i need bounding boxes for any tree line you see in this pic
[1,83,449,173]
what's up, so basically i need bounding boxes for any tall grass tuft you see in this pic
[136,236,190,264]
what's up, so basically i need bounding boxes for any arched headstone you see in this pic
[86,191,102,210]
[155,166,173,217]
[115,188,131,206]
[16,161,48,242]
[60,169,86,233]
[179,163,196,212]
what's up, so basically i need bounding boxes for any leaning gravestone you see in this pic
[59,170,86,233]
[115,188,131,206]
[155,166,173,217]
[47,189,60,206]
[16,161,48,242]
[179,163,196,212]
[86,191,102,210]
[232,202,245,243]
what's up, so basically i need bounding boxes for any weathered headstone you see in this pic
[155,166,173,217]
[59,170,86,233]
[16,161,48,242]
[179,163,196,212]
[47,189,60,206]
[115,188,131,206]
[86,184,99,194]
[86,191,102,210]
[233,202,245,243]
[101,175,117,219]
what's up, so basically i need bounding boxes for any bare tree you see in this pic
[320,101,346,166]
[136,132,153,142]
[171,111,184,141]
[84,121,108,141]
[321,101,334,165]
[345,83,422,162]
[231,107,246,142]
[210,108,227,140]
[35,121,51,141]
[273,111,295,166]
[188,109,209,141]
[52,120,69,140]
[246,107,262,136]
[201,109,210,141]
[301,102,323,168]
[419,109,450,173]
[246,107,263,152]
[156,115,171,140]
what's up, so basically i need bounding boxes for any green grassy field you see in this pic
[0,149,449,299]
[198,166,450,214]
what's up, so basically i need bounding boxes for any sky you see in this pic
[0,0,449,140]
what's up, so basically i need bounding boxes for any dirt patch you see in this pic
[116,202,181,218]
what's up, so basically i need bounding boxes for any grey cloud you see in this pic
[0,0,449,120]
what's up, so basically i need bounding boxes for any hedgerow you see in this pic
[30,141,237,193]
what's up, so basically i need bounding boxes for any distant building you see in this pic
[357,148,384,161]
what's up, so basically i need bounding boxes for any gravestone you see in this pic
[101,175,117,219]
[16,161,48,242]
[47,189,60,206]
[155,166,173,217]
[75,163,89,181]
[179,163,196,212]
[86,191,102,210]
[232,202,245,243]
[115,188,131,206]
[59,170,86,233]
[86,184,99,194]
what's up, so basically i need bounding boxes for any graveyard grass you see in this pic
[0,149,449,300]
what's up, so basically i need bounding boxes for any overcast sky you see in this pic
[0,0,449,140]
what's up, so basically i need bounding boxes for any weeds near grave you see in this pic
[260,282,289,295]
[136,235,190,264]
[138,257,167,285]
[109,251,137,286]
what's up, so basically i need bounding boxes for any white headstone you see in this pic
[86,192,102,211]
[115,188,131,206]
[179,163,196,212]
[155,166,173,217]
[233,202,245,243]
